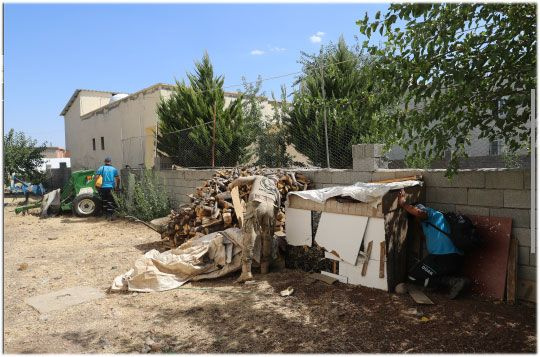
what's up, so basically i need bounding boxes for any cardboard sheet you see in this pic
[26,286,105,314]
[463,215,512,300]
[315,212,368,265]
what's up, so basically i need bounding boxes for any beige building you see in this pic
[60,83,277,170]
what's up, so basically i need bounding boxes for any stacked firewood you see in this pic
[161,167,311,247]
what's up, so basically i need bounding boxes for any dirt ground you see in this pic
[3,198,537,353]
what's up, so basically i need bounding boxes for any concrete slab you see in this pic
[25,286,105,314]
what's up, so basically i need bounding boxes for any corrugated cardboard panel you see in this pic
[315,212,368,265]
[284,207,312,246]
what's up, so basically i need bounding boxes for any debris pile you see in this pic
[161,167,311,247]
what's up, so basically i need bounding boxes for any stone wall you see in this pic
[156,144,535,302]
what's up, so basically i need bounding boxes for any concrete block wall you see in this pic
[156,144,535,302]
[157,168,216,208]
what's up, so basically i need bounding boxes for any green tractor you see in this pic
[15,170,103,217]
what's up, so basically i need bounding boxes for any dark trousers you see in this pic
[98,188,115,217]
[408,253,463,286]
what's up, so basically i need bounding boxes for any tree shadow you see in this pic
[133,240,171,253]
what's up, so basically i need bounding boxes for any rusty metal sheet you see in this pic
[463,215,512,300]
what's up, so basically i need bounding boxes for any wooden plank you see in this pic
[361,241,373,276]
[506,236,518,304]
[370,175,422,184]
[379,241,386,278]
[315,212,368,265]
[231,186,244,228]
[309,272,337,285]
[408,285,434,305]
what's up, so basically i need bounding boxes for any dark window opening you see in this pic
[92,138,96,151]
[101,137,105,150]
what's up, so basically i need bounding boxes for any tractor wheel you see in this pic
[73,194,101,217]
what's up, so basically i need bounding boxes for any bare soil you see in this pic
[3,198,536,353]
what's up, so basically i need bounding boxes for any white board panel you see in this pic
[284,207,312,246]
[321,270,348,283]
[315,212,368,265]
[364,218,386,259]
[339,260,388,291]
[324,251,342,261]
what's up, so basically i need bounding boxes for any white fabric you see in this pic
[40,189,61,218]
[288,180,422,207]
[111,228,244,292]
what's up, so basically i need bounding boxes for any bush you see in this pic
[113,170,171,222]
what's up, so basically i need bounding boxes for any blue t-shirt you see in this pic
[96,165,118,189]
[419,206,463,256]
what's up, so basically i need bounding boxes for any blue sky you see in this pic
[4,3,388,147]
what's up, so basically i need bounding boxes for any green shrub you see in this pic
[113,170,171,222]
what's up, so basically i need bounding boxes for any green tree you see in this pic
[3,129,46,185]
[157,53,254,167]
[286,37,376,168]
[357,3,536,174]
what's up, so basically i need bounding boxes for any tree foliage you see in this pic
[157,53,255,167]
[357,3,536,174]
[285,37,377,168]
[3,129,46,185]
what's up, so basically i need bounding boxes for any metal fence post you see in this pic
[319,53,330,168]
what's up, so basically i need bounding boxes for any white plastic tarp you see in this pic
[111,228,245,292]
[288,180,422,207]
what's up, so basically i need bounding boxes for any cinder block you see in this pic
[393,169,424,179]
[297,169,317,181]
[426,187,467,204]
[352,144,365,159]
[331,171,352,184]
[353,158,378,172]
[517,265,536,280]
[504,190,531,209]
[314,170,333,184]
[518,246,531,266]
[371,170,395,182]
[425,202,456,213]
[467,189,504,207]
[454,205,490,217]
[524,170,531,189]
[364,144,384,158]
[517,279,536,302]
[453,171,485,188]
[424,171,454,188]
[485,170,523,189]
[350,172,372,183]
[490,208,530,228]
[530,253,536,267]
[513,228,532,247]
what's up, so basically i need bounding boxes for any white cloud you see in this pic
[310,31,326,43]
[250,49,265,55]
[269,46,286,52]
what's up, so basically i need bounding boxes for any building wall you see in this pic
[154,147,535,302]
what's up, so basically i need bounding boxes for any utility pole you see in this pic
[319,51,331,169]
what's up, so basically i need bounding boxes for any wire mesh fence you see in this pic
[121,121,531,171]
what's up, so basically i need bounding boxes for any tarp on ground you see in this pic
[111,228,248,292]
[288,180,423,207]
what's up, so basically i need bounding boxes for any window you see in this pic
[92,138,96,151]
[101,137,105,150]
[489,140,501,156]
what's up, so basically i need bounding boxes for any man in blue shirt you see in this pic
[95,157,120,220]
[398,189,469,299]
